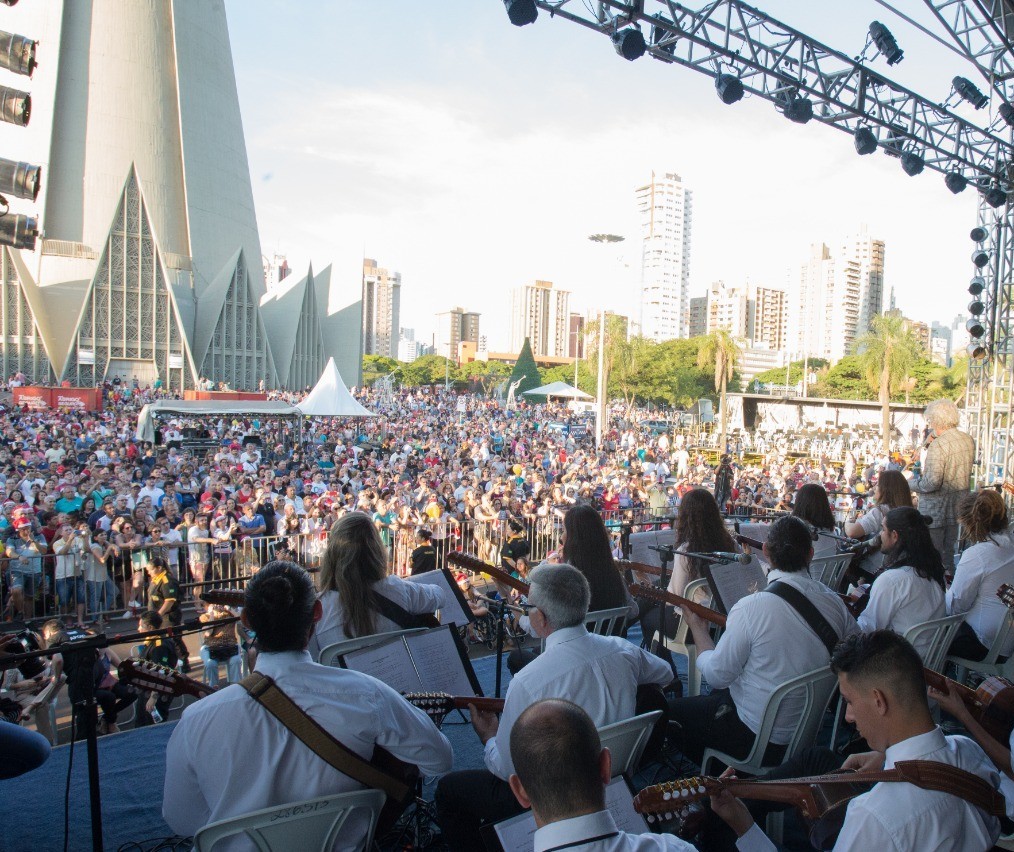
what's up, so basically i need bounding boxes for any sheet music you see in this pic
[491,778,648,852]
[629,529,675,568]
[408,627,477,697]
[342,637,424,694]
[409,568,473,626]
[707,559,768,613]
[737,522,773,544]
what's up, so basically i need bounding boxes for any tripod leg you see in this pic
[75,699,104,852]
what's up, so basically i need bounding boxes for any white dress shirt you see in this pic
[307,576,444,660]
[857,566,945,659]
[163,650,453,851]
[485,626,672,779]
[534,811,694,851]
[947,533,1014,656]
[735,728,1001,852]
[698,569,859,744]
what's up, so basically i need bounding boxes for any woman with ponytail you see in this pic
[947,489,1014,661]
[857,506,946,659]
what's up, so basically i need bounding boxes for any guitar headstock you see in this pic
[447,552,485,573]
[998,584,1014,610]
[118,659,214,699]
[201,588,245,607]
[403,691,456,725]
[633,778,713,821]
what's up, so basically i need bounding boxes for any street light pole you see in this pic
[588,233,625,451]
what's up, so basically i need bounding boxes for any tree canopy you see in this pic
[509,337,543,395]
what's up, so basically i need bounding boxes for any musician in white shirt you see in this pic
[163,561,452,850]
[711,630,1002,852]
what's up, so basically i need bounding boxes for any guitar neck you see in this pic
[923,668,980,711]
[448,695,506,713]
[735,533,765,550]
[617,559,664,577]
[447,552,530,595]
[628,583,727,629]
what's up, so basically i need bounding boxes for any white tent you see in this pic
[523,381,593,399]
[296,358,376,417]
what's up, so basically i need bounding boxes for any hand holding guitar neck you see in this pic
[628,582,727,628]
[447,551,530,596]
[403,691,506,726]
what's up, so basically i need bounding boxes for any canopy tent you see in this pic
[296,358,376,417]
[135,400,299,443]
[522,381,593,399]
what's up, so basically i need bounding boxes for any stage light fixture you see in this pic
[972,248,991,268]
[502,0,538,27]
[970,226,988,242]
[0,158,39,201]
[715,74,743,105]
[969,277,986,296]
[901,151,924,176]
[0,212,36,250]
[1001,103,1014,128]
[776,91,813,124]
[0,31,36,78]
[612,27,646,61]
[953,76,989,109]
[969,299,986,316]
[869,21,904,65]
[0,84,28,126]
[945,172,968,194]
[0,1,19,6]
[967,317,986,338]
[968,340,988,360]
[854,126,877,156]
[984,185,1008,208]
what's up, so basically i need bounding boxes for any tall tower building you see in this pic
[435,306,481,363]
[0,1,358,390]
[636,172,693,340]
[750,286,787,351]
[707,280,750,338]
[509,280,570,357]
[362,258,401,358]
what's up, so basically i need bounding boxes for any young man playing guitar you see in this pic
[162,560,453,845]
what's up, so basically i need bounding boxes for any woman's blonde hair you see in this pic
[957,489,1009,544]
[319,511,389,638]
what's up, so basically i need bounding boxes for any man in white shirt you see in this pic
[672,516,860,767]
[712,630,1002,852]
[509,699,695,851]
[163,561,453,849]
[435,563,673,851]
[136,475,164,506]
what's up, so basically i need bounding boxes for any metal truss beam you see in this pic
[535,0,1013,181]
[921,1,1014,100]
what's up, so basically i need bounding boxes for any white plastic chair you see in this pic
[598,710,664,777]
[948,606,1014,684]
[661,578,711,696]
[903,613,965,673]
[192,788,386,852]
[540,607,629,653]
[808,553,852,591]
[318,628,428,668]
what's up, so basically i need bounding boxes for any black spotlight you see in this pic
[972,248,990,268]
[953,76,989,109]
[777,91,813,124]
[0,212,36,250]
[869,21,904,65]
[0,84,29,126]
[503,0,538,26]
[612,27,646,61]
[0,32,36,78]
[984,185,1008,208]
[1001,103,1014,127]
[854,126,878,156]
[715,74,744,105]
[969,276,986,296]
[901,151,924,176]
[0,158,39,201]
[970,226,988,242]
[945,172,968,194]
[969,299,986,316]
[0,1,19,6]
[967,317,986,337]
[968,340,988,360]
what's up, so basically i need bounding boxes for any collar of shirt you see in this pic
[534,810,619,852]
[254,650,313,677]
[544,624,590,650]
[884,726,946,769]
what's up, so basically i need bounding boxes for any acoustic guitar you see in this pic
[447,551,530,596]
[403,691,506,726]
[628,582,727,629]
[118,658,217,700]
[200,588,246,607]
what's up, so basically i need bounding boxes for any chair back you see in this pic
[597,710,664,777]
[903,613,965,673]
[319,628,427,668]
[808,554,852,591]
[584,606,629,637]
[193,789,386,852]
[978,604,1014,666]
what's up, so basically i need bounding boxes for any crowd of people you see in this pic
[3,381,1014,851]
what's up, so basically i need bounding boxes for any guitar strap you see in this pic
[763,581,839,657]
[370,591,435,630]
[239,672,411,806]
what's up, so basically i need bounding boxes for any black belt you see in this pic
[541,831,620,851]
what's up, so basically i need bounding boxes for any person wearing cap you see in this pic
[5,518,48,619]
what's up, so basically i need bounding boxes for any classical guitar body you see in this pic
[370,744,421,834]
[923,667,1014,743]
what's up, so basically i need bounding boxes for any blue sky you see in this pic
[225,1,987,348]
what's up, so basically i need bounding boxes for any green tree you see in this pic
[362,354,399,385]
[401,354,456,387]
[752,358,830,391]
[854,314,923,455]
[509,338,543,397]
[697,331,742,453]
[812,355,869,400]
[459,359,512,395]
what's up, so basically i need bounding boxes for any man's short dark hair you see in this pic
[244,560,315,653]
[831,630,926,708]
[764,516,814,573]
[139,610,163,631]
[510,699,604,822]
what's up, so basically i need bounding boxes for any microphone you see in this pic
[704,551,752,565]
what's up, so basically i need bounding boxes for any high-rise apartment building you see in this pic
[568,313,586,359]
[787,227,886,362]
[688,296,708,338]
[707,281,750,339]
[263,253,291,291]
[750,286,786,351]
[362,258,401,358]
[636,172,693,340]
[509,280,571,357]
[702,281,786,351]
[435,306,481,363]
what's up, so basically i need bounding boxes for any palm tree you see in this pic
[697,330,742,454]
[854,314,923,455]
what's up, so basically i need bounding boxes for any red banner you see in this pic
[13,387,50,410]
[12,387,102,412]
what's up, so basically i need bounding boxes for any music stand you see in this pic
[645,544,675,654]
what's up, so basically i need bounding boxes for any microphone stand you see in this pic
[646,544,675,654]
